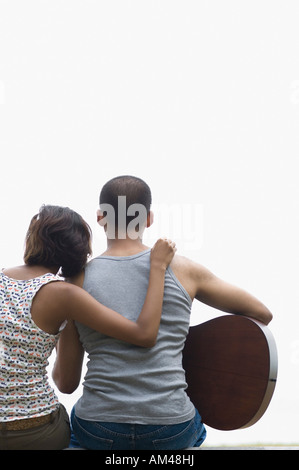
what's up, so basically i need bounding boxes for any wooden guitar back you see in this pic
[182,315,278,430]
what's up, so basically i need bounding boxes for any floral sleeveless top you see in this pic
[0,271,64,421]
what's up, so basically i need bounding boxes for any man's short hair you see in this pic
[99,175,152,229]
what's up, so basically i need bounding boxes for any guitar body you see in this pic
[182,315,278,431]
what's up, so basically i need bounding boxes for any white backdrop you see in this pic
[1,1,299,446]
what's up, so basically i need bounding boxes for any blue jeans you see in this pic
[70,407,206,450]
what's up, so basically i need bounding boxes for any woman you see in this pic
[0,205,175,450]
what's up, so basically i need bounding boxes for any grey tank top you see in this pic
[75,249,195,424]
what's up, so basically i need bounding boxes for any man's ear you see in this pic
[97,209,106,226]
[146,210,154,228]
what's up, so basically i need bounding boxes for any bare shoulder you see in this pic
[170,255,212,300]
[170,254,212,278]
[40,279,73,295]
[31,281,81,334]
[33,281,80,310]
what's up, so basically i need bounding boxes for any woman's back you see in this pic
[0,270,63,422]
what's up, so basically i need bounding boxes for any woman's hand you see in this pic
[150,238,177,270]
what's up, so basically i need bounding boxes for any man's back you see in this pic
[74,249,195,425]
[52,175,271,449]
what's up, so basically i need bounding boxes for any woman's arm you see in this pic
[45,238,175,350]
[65,238,176,347]
[52,239,175,393]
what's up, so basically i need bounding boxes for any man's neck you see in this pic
[102,237,150,257]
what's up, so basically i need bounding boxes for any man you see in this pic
[53,175,272,450]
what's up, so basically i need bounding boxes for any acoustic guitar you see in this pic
[182,315,278,431]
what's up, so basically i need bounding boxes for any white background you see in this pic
[1,1,299,446]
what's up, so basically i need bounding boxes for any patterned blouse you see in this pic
[0,271,64,421]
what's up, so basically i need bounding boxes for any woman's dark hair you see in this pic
[24,205,92,277]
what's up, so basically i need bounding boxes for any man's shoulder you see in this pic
[170,254,204,274]
[169,255,207,300]
[171,254,214,296]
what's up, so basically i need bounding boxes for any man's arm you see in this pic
[171,256,273,325]
[195,268,272,324]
